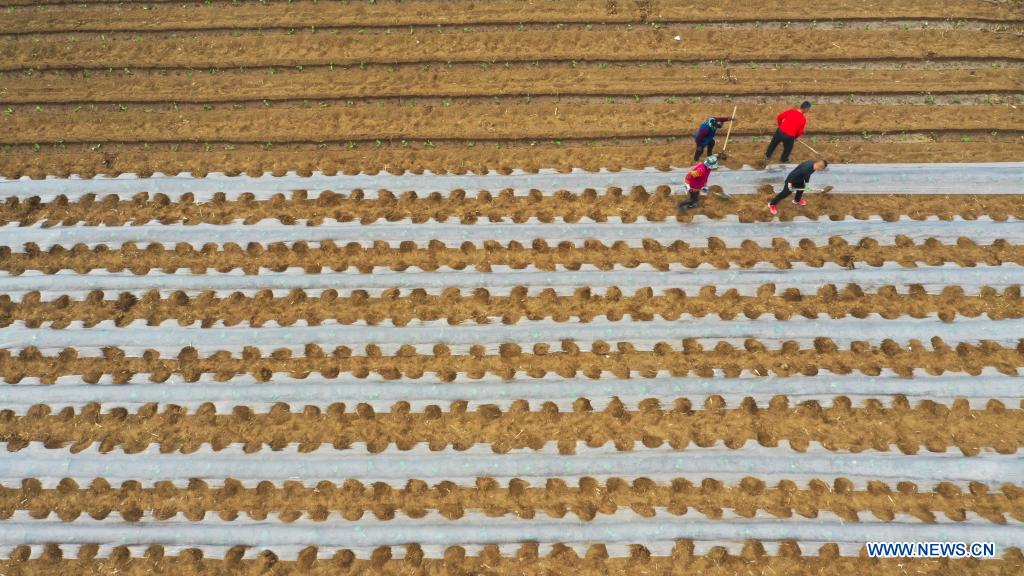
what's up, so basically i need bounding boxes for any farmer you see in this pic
[678,154,720,211]
[768,158,828,215]
[764,101,811,163]
[692,115,734,162]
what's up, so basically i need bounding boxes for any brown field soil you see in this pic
[2,399,1022,454]
[3,0,1021,34]
[5,67,1021,104]
[2,1,1023,562]
[1,545,1020,576]
[3,191,1022,226]
[3,344,1022,384]
[3,286,1021,328]
[2,241,1018,276]
[2,476,1020,523]
[4,140,1024,179]
[3,30,1020,71]
[2,103,1020,144]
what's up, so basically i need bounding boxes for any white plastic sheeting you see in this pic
[0,373,1017,414]
[2,263,1019,297]
[3,216,1021,250]
[2,163,1022,201]
[0,514,1019,551]
[3,443,1021,487]
[3,315,1021,353]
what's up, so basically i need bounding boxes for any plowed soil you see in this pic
[4,344,1022,384]
[3,398,1022,454]
[6,67,1022,104]
[2,1,1023,565]
[5,140,1024,180]
[2,476,1020,523]
[4,103,1022,144]
[4,30,1021,71]
[4,286,1021,328]
[1,2,1022,177]
[1,545,1020,576]
[4,191,1022,226]
[3,0,1020,34]
[2,240,1017,275]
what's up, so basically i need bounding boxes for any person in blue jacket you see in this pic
[692,115,734,162]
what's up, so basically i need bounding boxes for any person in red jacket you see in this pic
[764,101,811,163]
[677,154,719,211]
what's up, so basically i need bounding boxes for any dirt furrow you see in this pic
[2,343,1022,385]
[3,288,1021,328]
[2,399,1022,454]
[1,103,1018,145]
[5,67,1021,104]
[5,140,1022,179]
[3,476,1020,523]
[0,241,1017,276]
[2,544,1020,575]
[3,0,1020,34]
[4,191,1022,227]
[1,30,1018,71]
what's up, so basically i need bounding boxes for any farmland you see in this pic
[1,1,1024,574]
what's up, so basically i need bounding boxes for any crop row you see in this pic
[0,140,1020,179]
[0,239,1018,275]
[3,287,1021,327]
[2,394,1022,454]
[2,543,1017,575]
[1,30,1019,71]
[0,103,1017,144]
[3,342,1021,383]
[3,0,1020,34]
[4,190,1023,225]
[2,476,1020,523]
[3,66,1021,104]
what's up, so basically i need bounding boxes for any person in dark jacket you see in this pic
[764,101,811,163]
[768,159,828,215]
[692,115,734,162]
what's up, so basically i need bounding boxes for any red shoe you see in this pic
[768,203,778,215]
[793,198,807,206]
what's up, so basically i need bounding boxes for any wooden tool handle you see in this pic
[721,105,738,151]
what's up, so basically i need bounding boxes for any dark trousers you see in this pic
[769,182,805,206]
[764,129,795,162]
[693,139,715,162]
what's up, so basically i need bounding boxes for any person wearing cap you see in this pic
[678,154,720,211]
[692,115,734,162]
[764,101,811,163]
[767,158,828,215]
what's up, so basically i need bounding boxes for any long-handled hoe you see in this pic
[712,105,738,200]
[796,138,822,156]
[793,139,833,195]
